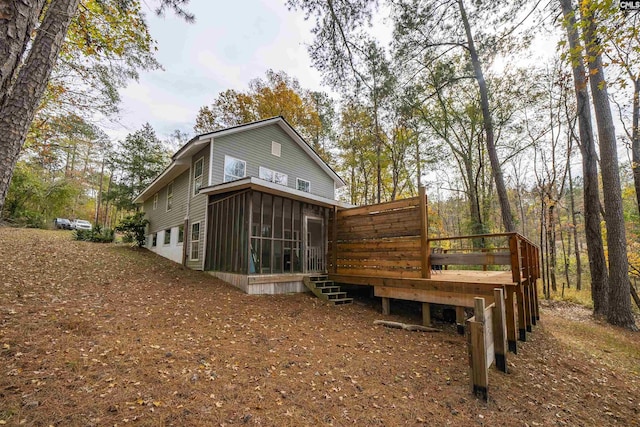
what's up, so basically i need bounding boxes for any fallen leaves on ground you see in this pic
[0,228,638,426]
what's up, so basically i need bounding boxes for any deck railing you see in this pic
[306,246,325,272]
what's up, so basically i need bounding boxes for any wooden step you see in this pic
[330,298,353,305]
[316,285,340,293]
[325,292,347,300]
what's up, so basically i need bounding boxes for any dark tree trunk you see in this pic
[0,0,81,213]
[582,4,637,330]
[548,204,558,292]
[632,78,640,217]
[568,165,582,290]
[457,0,515,232]
[559,0,609,316]
[0,0,46,103]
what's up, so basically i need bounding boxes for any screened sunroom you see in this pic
[200,178,339,294]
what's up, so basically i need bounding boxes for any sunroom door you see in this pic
[304,216,325,273]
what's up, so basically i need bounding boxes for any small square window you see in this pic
[164,228,171,245]
[271,141,281,157]
[297,178,310,193]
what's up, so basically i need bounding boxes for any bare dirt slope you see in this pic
[1,228,639,426]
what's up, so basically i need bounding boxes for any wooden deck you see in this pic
[327,188,540,354]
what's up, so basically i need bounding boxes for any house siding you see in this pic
[186,144,210,270]
[143,168,190,233]
[210,124,335,199]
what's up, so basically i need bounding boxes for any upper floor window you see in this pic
[297,178,310,193]
[259,166,288,186]
[153,193,158,210]
[166,182,173,211]
[193,157,204,195]
[224,155,246,182]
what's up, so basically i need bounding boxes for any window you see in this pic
[190,222,201,260]
[193,157,204,195]
[224,156,246,182]
[297,178,310,193]
[259,166,288,186]
[271,141,281,157]
[177,224,184,244]
[151,233,157,247]
[164,228,171,245]
[153,193,158,210]
[166,182,173,211]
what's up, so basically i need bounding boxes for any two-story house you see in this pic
[133,116,346,294]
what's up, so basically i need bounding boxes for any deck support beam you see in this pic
[381,297,390,315]
[504,285,518,353]
[456,306,466,335]
[422,302,431,326]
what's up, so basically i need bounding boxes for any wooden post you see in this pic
[419,186,431,279]
[331,206,338,274]
[504,285,518,354]
[523,280,532,333]
[468,297,488,401]
[422,302,431,327]
[381,297,390,315]
[515,285,527,342]
[456,306,466,335]
[492,288,508,373]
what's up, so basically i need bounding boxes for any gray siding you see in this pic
[210,124,335,199]
[186,144,210,270]
[144,169,190,233]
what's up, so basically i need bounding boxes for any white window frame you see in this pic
[296,178,311,193]
[190,222,201,261]
[224,155,246,183]
[271,141,281,157]
[153,193,158,210]
[163,228,171,246]
[177,224,184,245]
[151,233,157,247]
[193,157,204,195]
[166,181,173,212]
[259,166,288,186]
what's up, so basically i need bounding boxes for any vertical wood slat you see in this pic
[504,284,517,353]
[381,297,390,315]
[492,288,508,373]
[509,235,526,342]
[468,297,488,401]
[419,186,430,279]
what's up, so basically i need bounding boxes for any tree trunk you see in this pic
[0,0,81,213]
[582,3,637,330]
[632,78,640,216]
[568,164,582,290]
[548,203,558,293]
[0,0,47,103]
[559,0,609,316]
[457,0,515,232]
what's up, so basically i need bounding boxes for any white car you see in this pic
[72,219,92,231]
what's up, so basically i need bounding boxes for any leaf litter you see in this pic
[0,227,639,426]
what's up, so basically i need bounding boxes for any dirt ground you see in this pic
[1,228,639,426]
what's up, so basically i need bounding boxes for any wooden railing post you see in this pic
[419,186,431,279]
[509,234,526,344]
[468,297,488,401]
[331,206,338,274]
[492,288,508,373]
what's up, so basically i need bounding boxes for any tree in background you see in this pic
[193,70,335,163]
[0,0,193,215]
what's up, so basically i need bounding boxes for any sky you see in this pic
[103,1,330,142]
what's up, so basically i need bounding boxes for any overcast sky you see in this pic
[104,1,330,142]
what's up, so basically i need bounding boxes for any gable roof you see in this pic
[133,116,344,204]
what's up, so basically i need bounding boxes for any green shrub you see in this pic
[73,226,114,243]
[115,212,149,247]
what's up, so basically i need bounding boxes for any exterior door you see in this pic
[304,216,325,273]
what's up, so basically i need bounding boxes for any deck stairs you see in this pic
[303,274,353,305]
